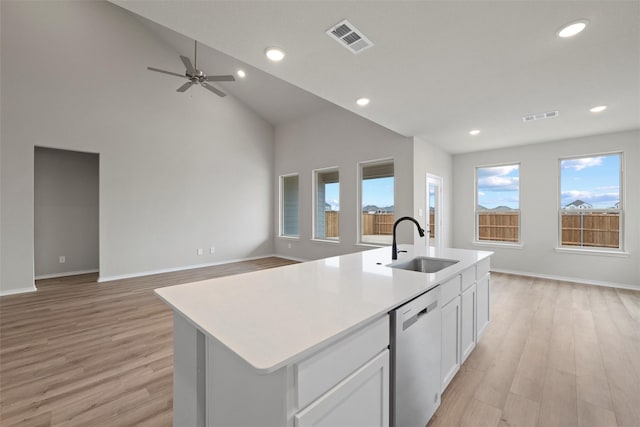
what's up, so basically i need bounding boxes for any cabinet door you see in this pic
[461,283,477,363]
[441,296,461,392]
[477,273,490,339]
[295,350,389,427]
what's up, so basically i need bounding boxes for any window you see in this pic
[280,174,299,237]
[359,160,394,245]
[313,168,340,241]
[475,164,520,244]
[559,153,623,251]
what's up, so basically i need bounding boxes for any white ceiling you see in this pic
[114,1,640,154]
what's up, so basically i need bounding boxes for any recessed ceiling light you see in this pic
[557,20,589,38]
[237,69,246,78]
[469,129,480,136]
[589,105,607,113]
[265,47,285,62]
[356,97,370,107]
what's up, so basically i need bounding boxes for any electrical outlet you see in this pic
[209,247,215,254]
[288,243,292,249]
[419,208,423,217]
[197,248,204,256]
[59,256,66,264]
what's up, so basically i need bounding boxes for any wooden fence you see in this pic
[361,213,394,236]
[325,211,339,238]
[478,211,620,248]
[478,211,519,242]
[561,212,619,248]
[324,212,435,238]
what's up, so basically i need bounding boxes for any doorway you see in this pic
[34,147,99,282]
[426,174,443,248]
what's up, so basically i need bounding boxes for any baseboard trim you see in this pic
[491,268,638,291]
[35,269,99,280]
[97,254,299,283]
[0,286,38,297]
[273,254,308,263]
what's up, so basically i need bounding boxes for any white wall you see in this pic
[0,1,274,294]
[273,107,414,261]
[452,130,639,288]
[34,147,99,277]
[413,137,453,248]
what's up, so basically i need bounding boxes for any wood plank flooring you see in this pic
[1,265,639,426]
[428,273,640,427]
[0,257,297,427]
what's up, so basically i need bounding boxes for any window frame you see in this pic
[557,152,625,254]
[312,166,340,243]
[279,173,300,239]
[357,158,395,247]
[474,162,522,246]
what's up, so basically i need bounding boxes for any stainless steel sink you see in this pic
[389,257,459,273]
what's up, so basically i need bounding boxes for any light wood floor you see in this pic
[0,257,297,427]
[428,273,640,427]
[1,266,639,426]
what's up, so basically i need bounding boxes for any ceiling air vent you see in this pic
[326,19,374,54]
[522,110,559,122]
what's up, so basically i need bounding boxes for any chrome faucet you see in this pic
[392,216,425,260]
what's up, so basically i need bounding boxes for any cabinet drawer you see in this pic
[461,266,475,291]
[296,316,389,410]
[440,275,461,306]
[295,350,389,427]
[476,258,490,280]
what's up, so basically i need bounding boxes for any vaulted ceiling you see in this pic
[114,1,640,154]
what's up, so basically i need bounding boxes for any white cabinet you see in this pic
[295,350,389,427]
[440,259,490,393]
[199,315,390,427]
[460,283,477,362]
[477,273,490,338]
[440,295,461,391]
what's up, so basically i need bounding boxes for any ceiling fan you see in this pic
[147,40,235,97]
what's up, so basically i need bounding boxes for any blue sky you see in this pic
[324,177,395,211]
[560,154,620,208]
[325,182,340,210]
[362,177,394,207]
[477,165,520,209]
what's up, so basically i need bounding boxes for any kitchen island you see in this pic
[155,245,492,427]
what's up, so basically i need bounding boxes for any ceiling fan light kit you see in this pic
[147,40,235,97]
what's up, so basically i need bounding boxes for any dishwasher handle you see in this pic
[403,300,438,331]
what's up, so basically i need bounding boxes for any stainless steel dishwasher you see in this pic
[390,285,441,427]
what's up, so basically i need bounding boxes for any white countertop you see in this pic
[155,245,492,374]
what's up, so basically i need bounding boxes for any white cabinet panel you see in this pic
[461,266,475,291]
[440,275,461,306]
[440,296,460,392]
[461,283,477,363]
[295,350,389,427]
[476,258,490,279]
[477,273,490,339]
[296,316,388,409]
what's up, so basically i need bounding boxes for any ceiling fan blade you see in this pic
[180,55,196,76]
[205,75,236,82]
[176,81,195,92]
[147,67,185,78]
[201,82,226,97]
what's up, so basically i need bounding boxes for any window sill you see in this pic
[472,241,523,249]
[355,242,389,249]
[555,247,629,257]
[278,235,300,240]
[312,238,340,245]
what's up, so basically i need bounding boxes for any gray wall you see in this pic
[413,137,453,248]
[34,147,99,277]
[1,1,274,294]
[273,106,414,261]
[452,130,639,288]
